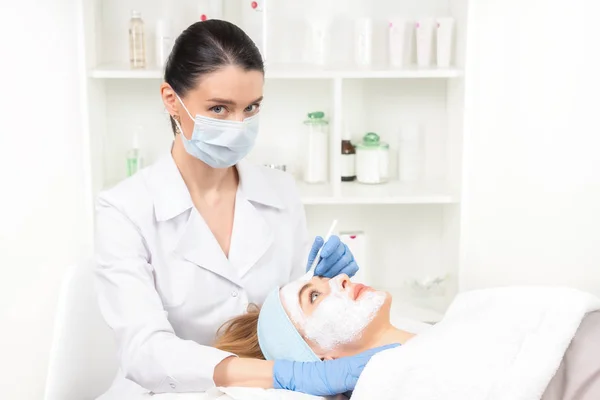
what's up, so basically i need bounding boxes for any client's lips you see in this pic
[353,284,370,300]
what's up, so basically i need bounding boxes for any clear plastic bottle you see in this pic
[129,10,146,69]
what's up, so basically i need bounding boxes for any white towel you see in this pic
[148,388,335,400]
[351,286,600,400]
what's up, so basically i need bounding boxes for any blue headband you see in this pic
[257,288,320,362]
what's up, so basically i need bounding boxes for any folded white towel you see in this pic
[352,286,600,400]
[148,387,333,400]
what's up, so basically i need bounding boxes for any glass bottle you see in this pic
[341,130,356,182]
[129,10,146,69]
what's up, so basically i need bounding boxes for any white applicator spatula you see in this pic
[302,219,338,281]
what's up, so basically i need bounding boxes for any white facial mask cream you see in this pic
[280,276,386,351]
[280,276,311,325]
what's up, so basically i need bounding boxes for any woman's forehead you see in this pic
[280,279,307,303]
[191,66,263,100]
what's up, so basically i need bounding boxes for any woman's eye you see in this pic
[210,106,225,114]
[310,291,320,304]
[245,104,260,113]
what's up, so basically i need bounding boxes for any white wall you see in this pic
[460,0,600,294]
[0,0,90,398]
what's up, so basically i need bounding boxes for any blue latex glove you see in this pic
[307,235,359,278]
[273,343,400,396]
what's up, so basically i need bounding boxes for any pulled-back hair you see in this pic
[214,304,265,359]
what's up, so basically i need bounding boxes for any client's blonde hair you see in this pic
[214,304,265,359]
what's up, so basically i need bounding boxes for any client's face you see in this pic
[279,274,392,360]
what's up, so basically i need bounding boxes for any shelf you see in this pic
[296,182,336,205]
[266,64,463,79]
[298,181,457,205]
[90,64,463,80]
[90,66,164,79]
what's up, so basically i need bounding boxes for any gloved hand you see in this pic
[273,343,399,396]
[307,235,358,278]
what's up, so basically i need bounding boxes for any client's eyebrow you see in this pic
[298,282,311,307]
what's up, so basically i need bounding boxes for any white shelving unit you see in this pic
[91,65,463,80]
[79,0,469,322]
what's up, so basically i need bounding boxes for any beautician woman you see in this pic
[95,20,392,399]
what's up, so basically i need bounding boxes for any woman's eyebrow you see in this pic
[205,96,263,105]
[206,97,236,105]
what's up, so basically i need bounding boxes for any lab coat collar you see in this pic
[236,159,286,210]
[148,154,193,222]
[149,153,285,222]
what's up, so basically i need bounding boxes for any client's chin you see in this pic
[309,291,395,360]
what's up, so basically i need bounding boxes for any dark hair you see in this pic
[165,20,264,134]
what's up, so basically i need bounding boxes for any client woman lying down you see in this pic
[215,274,410,362]
[215,274,600,400]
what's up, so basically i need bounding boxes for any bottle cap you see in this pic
[308,111,325,119]
[131,10,142,18]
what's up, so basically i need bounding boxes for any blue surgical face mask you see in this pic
[173,94,260,168]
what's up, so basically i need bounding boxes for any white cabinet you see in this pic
[79,0,469,321]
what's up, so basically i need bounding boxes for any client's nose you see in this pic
[338,274,350,290]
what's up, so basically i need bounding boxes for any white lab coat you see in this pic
[94,153,309,398]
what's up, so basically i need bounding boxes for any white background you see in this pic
[1,0,600,399]
[459,0,600,292]
[0,0,91,398]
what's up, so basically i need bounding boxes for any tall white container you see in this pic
[340,232,370,285]
[155,19,173,68]
[436,17,455,67]
[354,18,372,67]
[245,0,265,59]
[415,18,435,67]
[303,112,329,184]
[306,18,331,66]
[398,124,424,182]
[388,18,408,68]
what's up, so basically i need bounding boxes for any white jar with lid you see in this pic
[355,132,389,184]
[302,111,329,183]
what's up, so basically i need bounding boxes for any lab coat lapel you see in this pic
[228,191,274,278]
[175,208,243,288]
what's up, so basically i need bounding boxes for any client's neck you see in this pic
[367,323,415,349]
